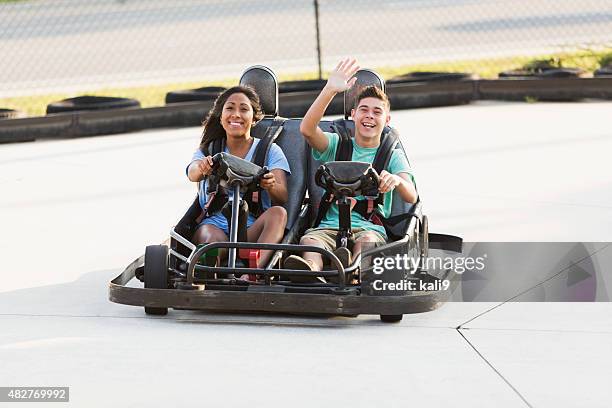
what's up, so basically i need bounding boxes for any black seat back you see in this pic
[239,66,307,230]
[344,69,386,119]
[240,65,279,117]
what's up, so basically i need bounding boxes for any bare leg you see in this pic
[352,231,383,258]
[246,206,287,268]
[299,236,325,272]
[192,224,229,261]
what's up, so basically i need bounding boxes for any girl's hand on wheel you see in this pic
[198,156,214,177]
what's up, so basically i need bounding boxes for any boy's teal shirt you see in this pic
[312,131,415,237]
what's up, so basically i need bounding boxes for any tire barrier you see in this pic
[46,96,141,115]
[499,59,586,80]
[279,91,343,118]
[0,108,25,120]
[387,80,475,110]
[165,86,226,104]
[278,80,340,117]
[279,79,327,93]
[493,60,587,101]
[479,77,612,102]
[386,72,474,109]
[1,101,213,143]
[387,71,472,83]
[499,67,585,79]
[3,77,612,143]
[594,66,612,77]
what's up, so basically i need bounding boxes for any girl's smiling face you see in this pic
[221,92,254,137]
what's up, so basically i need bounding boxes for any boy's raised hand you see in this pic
[325,58,360,93]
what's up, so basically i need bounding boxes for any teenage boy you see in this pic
[284,58,418,275]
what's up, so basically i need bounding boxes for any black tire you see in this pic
[279,79,327,93]
[165,86,226,104]
[0,108,24,120]
[388,71,471,84]
[499,68,584,79]
[380,314,403,323]
[144,245,169,316]
[46,95,141,115]
[594,66,612,77]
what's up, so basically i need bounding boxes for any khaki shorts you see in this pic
[301,227,387,252]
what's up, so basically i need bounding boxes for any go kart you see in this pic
[109,65,462,322]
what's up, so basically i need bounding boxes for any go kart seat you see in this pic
[240,66,308,231]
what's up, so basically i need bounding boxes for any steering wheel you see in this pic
[315,161,380,198]
[210,152,269,192]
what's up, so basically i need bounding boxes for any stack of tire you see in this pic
[485,59,586,102]
[594,58,612,77]
[592,57,612,99]
[164,86,226,104]
[46,95,141,114]
[0,108,25,120]
[498,59,585,79]
[386,71,475,109]
[277,79,336,117]
[0,108,28,143]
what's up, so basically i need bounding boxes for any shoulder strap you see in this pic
[204,136,224,157]
[313,119,351,227]
[352,127,400,222]
[372,127,399,174]
[245,118,286,217]
[331,119,353,161]
[253,118,285,167]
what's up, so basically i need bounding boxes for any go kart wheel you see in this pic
[144,245,169,316]
[380,314,403,323]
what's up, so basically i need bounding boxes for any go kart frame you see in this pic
[109,65,462,323]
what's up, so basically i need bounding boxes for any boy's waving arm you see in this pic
[299,58,359,153]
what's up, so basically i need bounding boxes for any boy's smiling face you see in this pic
[352,96,391,143]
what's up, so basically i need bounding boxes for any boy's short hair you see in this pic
[355,86,390,111]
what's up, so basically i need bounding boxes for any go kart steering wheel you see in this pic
[210,152,269,192]
[315,161,380,198]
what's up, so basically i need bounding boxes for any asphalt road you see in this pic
[2,0,612,96]
[0,102,611,406]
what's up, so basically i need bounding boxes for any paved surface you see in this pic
[2,0,612,96]
[0,101,611,407]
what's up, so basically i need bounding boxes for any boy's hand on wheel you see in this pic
[325,58,360,93]
[378,170,400,193]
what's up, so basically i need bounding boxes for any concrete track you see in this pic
[1,102,611,407]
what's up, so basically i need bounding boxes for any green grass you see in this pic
[598,52,612,68]
[3,48,612,117]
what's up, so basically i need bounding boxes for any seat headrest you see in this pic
[344,69,386,119]
[239,65,279,117]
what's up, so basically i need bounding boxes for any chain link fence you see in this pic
[2,0,612,115]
